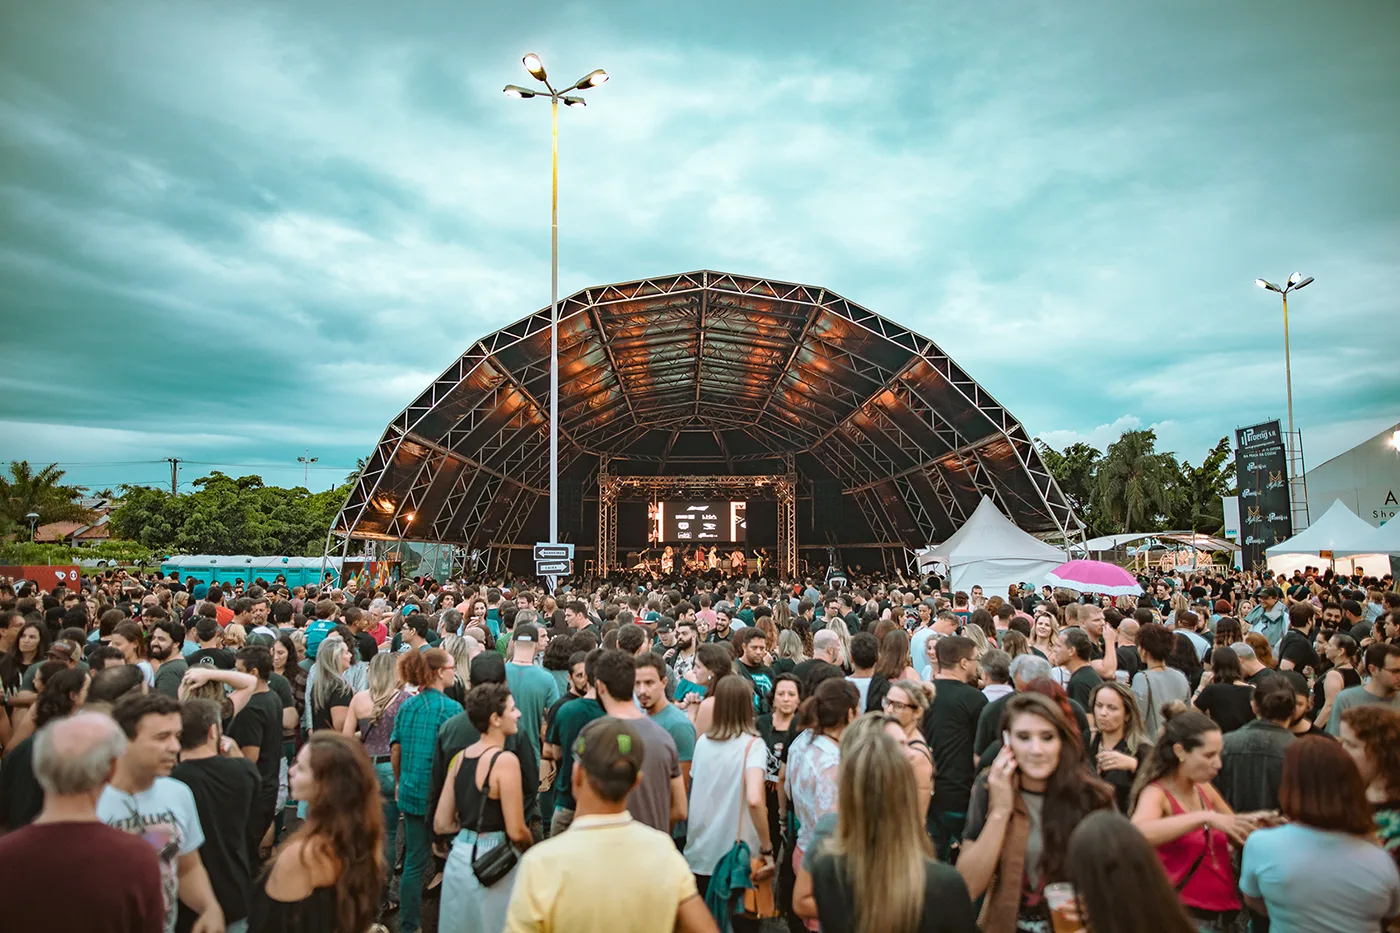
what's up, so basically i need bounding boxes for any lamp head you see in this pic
[1255,278,1281,293]
[503,85,537,99]
[1291,275,1314,291]
[574,69,609,89]
[522,53,546,81]
[562,96,586,108]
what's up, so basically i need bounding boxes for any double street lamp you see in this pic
[505,54,608,551]
[1255,272,1314,520]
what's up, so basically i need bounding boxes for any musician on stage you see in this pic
[661,545,674,574]
[707,546,718,571]
[753,548,765,576]
[730,548,746,575]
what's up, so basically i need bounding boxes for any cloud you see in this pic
[0,0,1397,499]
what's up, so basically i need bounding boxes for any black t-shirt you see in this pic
[268,672,294,712]
[0,736,42,831]
[227,689,283,805]
[738,662,775,714]
[310,679,354,732]
[1246,668,1276,688]
[1116,645,1144,682]
[1194,682,1256,733]
[755,713,798,781]
[1067,665,1103,710]
[1278,629,1321,675]
[172,755,260,925]
[920,679,987,813]
[808,848,978,933]
[353,631,379,663]
[187,647,235,670]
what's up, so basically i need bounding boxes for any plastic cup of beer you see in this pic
[1043,882,1079,933]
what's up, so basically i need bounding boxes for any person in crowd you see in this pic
[147,620,189,698]
[2,620,49,694]
[228,645,283,864]
[735,626,776,714]
[1313,631,1361,728]
[882,679,934,820]
[543,648,606,837]
[503,717,719,933]
[979,648,1014,705]
[173,698,260,933]
[1192,644,1256,734]
[308,637,354,733]
[1064,810,1196,933]
[684,675,774,933]
[786,676,859,915]
[1214,675,1296,814]
[1055,627,1103,710]
[503,620,559,756]
[1243,633,1276,673]
[594,649,685,834]
[1132,623,1191,739]
[100,693,224,933]
[773,629,805,677]
[1276,602,1321,676]
[1240,736,1400,933]
[435,682,533,933]
[921,635,986,862]
[1328,642,1400,734]
[1245,588,1286,647]
[956,693,1115,930]
[9,665,87,748]
[793,715,977,933]
[343,650,409,908]
[0,712,166,933]
[252,732,385,933]
[639,651,698,846]
[843,631,879,713]
[1029,611,1057,660]
[1090,681,1151,813]
[1130,708,1261,932]
[390,647,462,933]
[1339,705,1400,866]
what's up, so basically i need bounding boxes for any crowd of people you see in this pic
[0,560,1398,933]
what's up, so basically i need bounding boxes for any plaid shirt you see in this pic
[390,688,462,816]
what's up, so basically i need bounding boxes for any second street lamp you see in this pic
[505,54,608,566]
[1255,272,1314,527]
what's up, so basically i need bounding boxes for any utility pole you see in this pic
[165,458,180,495]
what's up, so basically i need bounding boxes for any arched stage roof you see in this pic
[333,270,1081,555]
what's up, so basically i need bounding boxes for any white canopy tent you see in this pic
[1265,500,1391,576]
[923,495,1068,594]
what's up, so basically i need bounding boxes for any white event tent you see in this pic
[921,495,1068,593]
[1265,500,1390,577]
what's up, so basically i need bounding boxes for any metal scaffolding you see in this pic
[330,270,1082,572]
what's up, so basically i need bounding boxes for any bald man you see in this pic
[0,713,164,932]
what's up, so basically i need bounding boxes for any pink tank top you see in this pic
[1153,782,1240,912]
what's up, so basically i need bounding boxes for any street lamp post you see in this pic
[297,450,318,486]
[1255,272,1314,525]
[505,55,608,554]
[26,511,40,543]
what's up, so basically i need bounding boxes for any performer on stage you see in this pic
[730,547,746,575]
[694,545,706,568]
[753,548,765,576]
[661,545,674,574]
[707,546,718,571]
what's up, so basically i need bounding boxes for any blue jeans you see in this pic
[374,762,399,894]
[401,812,431,933]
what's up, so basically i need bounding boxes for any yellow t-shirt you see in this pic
[504,812,699,933]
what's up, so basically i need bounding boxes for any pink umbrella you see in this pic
[1044,560,1143,597]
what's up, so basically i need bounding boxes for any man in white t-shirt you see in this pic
[99,693,224,933]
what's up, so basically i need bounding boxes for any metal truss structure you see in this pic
[332,270,1082,570]
[595,472,798,577]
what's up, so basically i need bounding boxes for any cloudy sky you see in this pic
[2,0,1397,495]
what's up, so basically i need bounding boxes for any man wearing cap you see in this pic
[505,619,560,768]
[503,717,716,933]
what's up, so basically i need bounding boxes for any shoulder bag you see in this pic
[470,749,519,886]
[736,737,779,919]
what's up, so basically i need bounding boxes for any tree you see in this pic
[1038,440,1104,534]
[1166,437,1235,533]
[1094,430,1175,533]
[346,458,366,486]
[0,461,91,536]
[111,471,351,557]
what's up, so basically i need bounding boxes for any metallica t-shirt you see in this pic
[98,777,205,933]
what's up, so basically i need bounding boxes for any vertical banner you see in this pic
[1235,420,1293,572]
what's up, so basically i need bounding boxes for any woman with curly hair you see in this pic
[251,732,385,933]
[1340,705,1400,869]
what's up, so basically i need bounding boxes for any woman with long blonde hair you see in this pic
[344,650,411,910]
[794,715,977,933]
[826,618,853,672]
[440,633,473,705]
[1030,610,1058,659]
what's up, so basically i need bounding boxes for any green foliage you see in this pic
[1094,430,1176,533]
[0,539,155,566]
[111,472,349,557]
[0,461,92,537]
[1166,437,1236,534]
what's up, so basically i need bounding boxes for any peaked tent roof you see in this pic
[1265,500,1386,557]
[1369,514,1400,555]
[928,495,1068,563]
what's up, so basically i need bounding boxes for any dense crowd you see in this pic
[0,561,1398,933]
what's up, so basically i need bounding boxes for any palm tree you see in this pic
[0,461,92,532]
[1094,431,1174,533]
[345,457,366,486]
